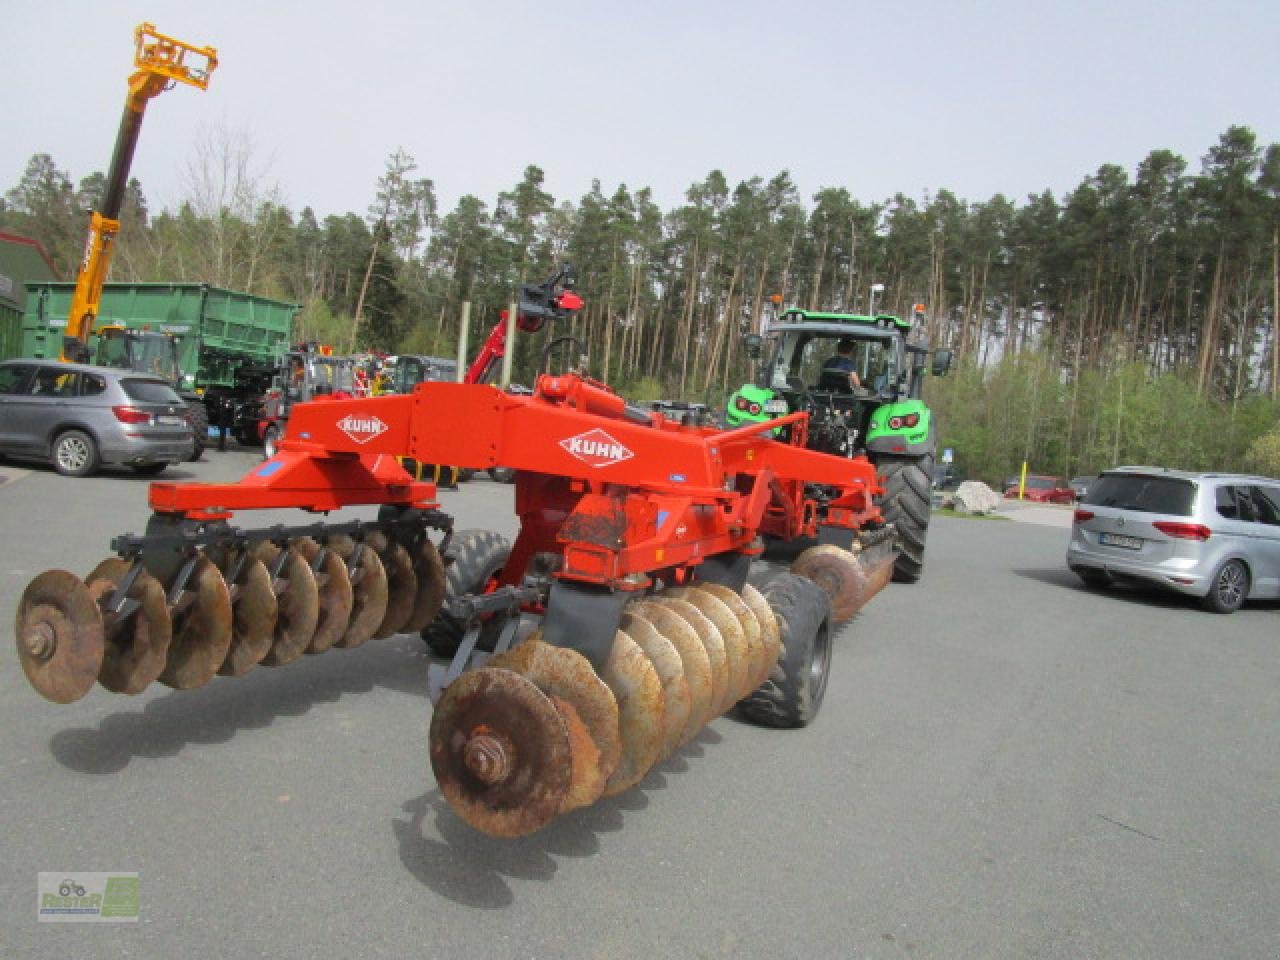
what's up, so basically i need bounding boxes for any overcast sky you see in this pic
[5,0,1278,221]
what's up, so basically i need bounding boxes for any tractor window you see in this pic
[785,334,894,390]
[97,334,131,369]
[134,337,179,382]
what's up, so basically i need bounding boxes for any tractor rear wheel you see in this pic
[876,454,932,583]
[422,530,513,658]
[737,574,831,729]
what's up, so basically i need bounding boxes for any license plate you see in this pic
[763,399,787,413]
[157,415,184,426]
[1099,532,1143,550]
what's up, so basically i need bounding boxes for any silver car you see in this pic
[1066,466,1280,613]
[0,360,194,477]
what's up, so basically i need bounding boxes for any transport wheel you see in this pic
[737,573,831,729]
[263,424,281,460]
[1201,559,1247,614]
[52,430,99,478]
[876,454,932,583]
[187,400,208,461]
[422,530,512,658]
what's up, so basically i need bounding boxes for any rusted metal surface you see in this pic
[630,600,713,742]
[619,611,691,760]
[368,533,417,640]
[159,554,232,689]
[86,558,172,694]
[559,496,629,549]
[697,582,766,694]
[653,597,729,716]
[328,535,388,649]
[548,695,606,813]
[209,549,276,677]
[792,544,867,622]
[254,542,319,666]
[429,666,571,837]
[667,587,749,707]
[600,629,665,797]
[740,584,781,686]
[401,538,447,633]
[15,570,105,704]
[292,538,353,655]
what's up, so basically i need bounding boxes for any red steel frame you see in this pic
[148,373,884,590]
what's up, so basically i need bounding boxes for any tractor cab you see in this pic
[387,355,458,394]
[94,327,184,388]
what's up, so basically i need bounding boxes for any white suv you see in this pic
[1066,467,1280,613]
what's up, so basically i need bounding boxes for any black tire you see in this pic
[187,400,208,461]
[876,454,933,583]
[737,573,832,728]
[262,424,281,460]
[421,529,513,658]
[131,463,168,477]
[51,430,99,478]
[489,466,516,483]
[1201,558,1248,614]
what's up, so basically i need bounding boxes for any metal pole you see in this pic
[456,301,471,382]
[500,300,518,388]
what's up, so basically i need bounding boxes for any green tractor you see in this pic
[727,308,952,582]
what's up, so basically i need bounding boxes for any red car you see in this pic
[1004,475,1076,504]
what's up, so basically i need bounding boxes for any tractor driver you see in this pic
[821,337,862,390]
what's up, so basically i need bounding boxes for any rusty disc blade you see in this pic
[652,597,728,718]
[206,547,277,677]
[600,629,665,797]
[86,558,172,694]
[619,610,691,761]
[489,638,620,802]
[15,569,105,703]
[328,535,388,648]
[429,666,571,838]
[291,538,353,655]
[667,587,749,708]
[792,544,866,622]
[368,533,417,640]
[160,554,233,689]
[401,538,447,634]
[548,695,604,813]
[696,582,766,695]
[629,600,714,744]
[254,542,319,666]
[741,583,781,686]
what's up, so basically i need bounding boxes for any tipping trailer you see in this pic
[14,285,902,839]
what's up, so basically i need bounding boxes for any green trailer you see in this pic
[0,232,59,363]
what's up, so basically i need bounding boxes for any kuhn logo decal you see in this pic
[560,429,634,468]
[337,414,389,444]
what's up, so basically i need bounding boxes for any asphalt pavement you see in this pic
[0,451,1276,959]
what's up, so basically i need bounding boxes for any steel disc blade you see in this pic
[401,538,446,633]
[86,558,172,694]
[652,597,728,718]
[160,554,233,689]
[329,536,387,649]
[292,538,353,655]
[792,544,866,622]
[489,638,621,796]
[15,570,104,703]
[368,533,417,640]
[629,600,714,743]
[600,629,666,797]
[429,666,571,837]
[548,695,604,813]
[254,543,319,666]
[666,587,749,708]
[696,582,767,695]
[619,610,691,761]
[207,547,276,676]
[741,583,780,686]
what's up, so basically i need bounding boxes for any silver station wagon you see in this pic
[1066,467,1280,613]
[0,360,194,477]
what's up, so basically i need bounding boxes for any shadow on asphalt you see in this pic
[1013,566,1280,613]
[48,641,428,774]
[392,725,724,907]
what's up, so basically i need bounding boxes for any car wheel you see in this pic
[1201,559,1248,614]
[262,424,281,460]
[52,430,99,478]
